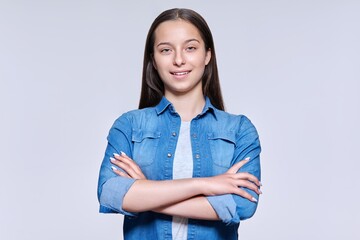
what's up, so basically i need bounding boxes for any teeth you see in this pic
[173,72,188,76]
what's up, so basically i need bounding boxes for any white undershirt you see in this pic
[172,121,193,240]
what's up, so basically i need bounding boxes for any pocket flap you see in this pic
[207,132,236,145]
[132,129,161,143]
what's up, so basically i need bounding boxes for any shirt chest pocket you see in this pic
[208,132,236,168]
[132,129,161,167]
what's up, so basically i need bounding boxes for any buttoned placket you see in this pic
[189,118,200,240]
[162,111,182,240]
[163,110,181,181]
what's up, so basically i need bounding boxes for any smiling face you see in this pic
[152,20,211,99]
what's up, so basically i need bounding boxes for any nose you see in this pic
[173,50,185,66]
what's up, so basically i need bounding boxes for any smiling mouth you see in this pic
[171,71,191,76]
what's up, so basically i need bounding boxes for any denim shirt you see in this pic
[97,97,261,240]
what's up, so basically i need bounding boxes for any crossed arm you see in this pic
[110,152,262,220]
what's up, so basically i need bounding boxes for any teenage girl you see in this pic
[98,8,262,240]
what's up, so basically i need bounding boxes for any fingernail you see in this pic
[120,151,126,156]
[111,166,117,171]
[259,189,263,194]
[110,157,116,162]
[252,197,258,202]
[113,153,120,157]
[245,157,250,161]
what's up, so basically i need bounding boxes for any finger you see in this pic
[118,171,131,178]
[111,158,146,179]
[112,154,137,172]
[117,153,144,176]
[227,157,250,174]
[114,153,145,177]
[233,188,258,203]
[235,179,262,195]
[114,152,132,161]
[110,157,140,178]
[111,166,130,178]
[234,172,261,187]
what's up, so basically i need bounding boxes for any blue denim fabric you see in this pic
[97,97,261,240]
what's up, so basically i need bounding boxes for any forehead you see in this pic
[154,20,203,44]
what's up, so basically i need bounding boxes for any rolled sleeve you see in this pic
[233,116,261,221]
[99,177,137,216]
[209,115,261,225]
[97,114,138,217]
[206,194,239,225]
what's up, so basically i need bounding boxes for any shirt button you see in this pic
[172,132,177,137]
[192,134,197,138]
[195,154,200,159]
[167,153,172,158]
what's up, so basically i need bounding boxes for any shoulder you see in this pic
[213,110,261,153]
[115,107,157,123]
[110,107,158,134]
[213,109,257,132]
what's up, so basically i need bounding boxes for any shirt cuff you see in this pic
[206,194,239,225]
[99,177,138,217]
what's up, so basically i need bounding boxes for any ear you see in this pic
[152,54,157,70]
[205,48,211,66]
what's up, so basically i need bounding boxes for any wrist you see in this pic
[193,177,207,196]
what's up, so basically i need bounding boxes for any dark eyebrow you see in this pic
[185,39,200,44]
[156,38,200,47]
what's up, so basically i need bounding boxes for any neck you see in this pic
[165,92,205,122]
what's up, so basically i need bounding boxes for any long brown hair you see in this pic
[138,8,224,110]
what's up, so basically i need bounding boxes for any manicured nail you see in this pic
[252,197,258,202]
[113,153,120,157]
[110,157,116,162]
[120,151,126,156]
[111,166,117,171]
[258,189,263,194]
[245,157,250,161]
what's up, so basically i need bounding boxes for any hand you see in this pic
[110,152,147,180]
[201,158,262,202]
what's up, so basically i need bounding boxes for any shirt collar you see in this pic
[155,97,172,115]
[155,96,218,120]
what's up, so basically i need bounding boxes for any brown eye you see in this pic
[186,46,197,52]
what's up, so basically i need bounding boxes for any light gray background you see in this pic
[1,0,359,239]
